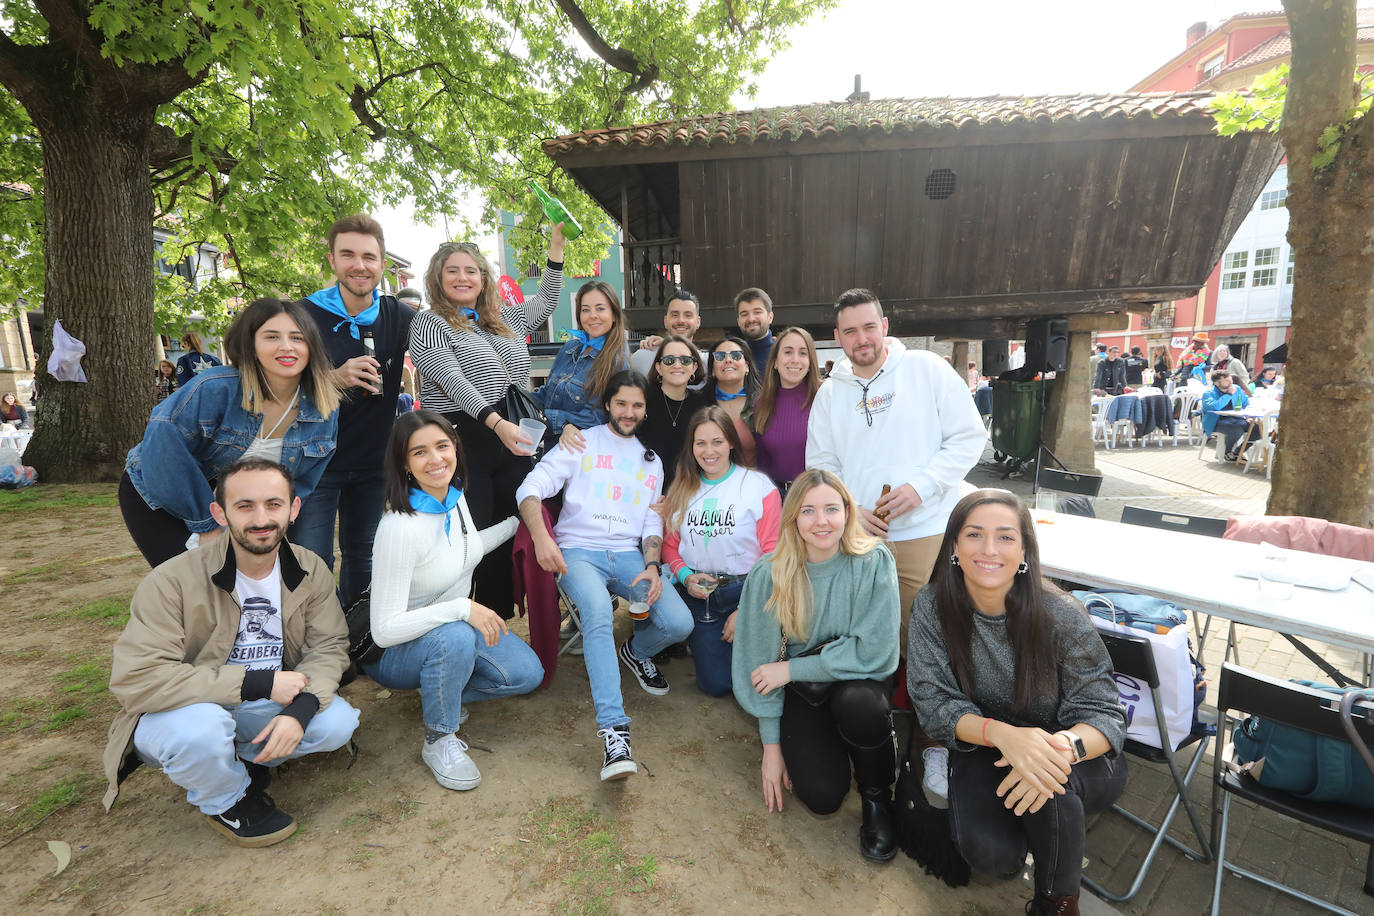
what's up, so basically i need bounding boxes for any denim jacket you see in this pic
[125,366,338,533]
[534,339,628,440]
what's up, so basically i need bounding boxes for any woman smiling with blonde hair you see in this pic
[731,468,901,862]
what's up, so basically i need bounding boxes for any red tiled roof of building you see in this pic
[1202,13,1374,85]
[543,92,1227,156]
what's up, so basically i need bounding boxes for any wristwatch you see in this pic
[1060,730,1086,764]
[644,561,662,574]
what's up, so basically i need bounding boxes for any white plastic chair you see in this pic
[1170,391,1198,446]
[1242,409,1280,478]
[1091,397,1113,447]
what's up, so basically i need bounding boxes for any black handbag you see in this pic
[344,585,384,669]
[502,383,547,462]
[780,635,837,707]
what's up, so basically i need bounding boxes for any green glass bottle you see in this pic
[529,181,583,240]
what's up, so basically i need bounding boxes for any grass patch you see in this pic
[61,595,131,627]
[43,706,89,731]
[0,697,44,732]
[520,797,657,915]
[0,484,118,517]
[57,660,109,696]
[7,552,139,585]
[2,773,93,834]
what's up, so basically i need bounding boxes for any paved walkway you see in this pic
[965,436,1373,915]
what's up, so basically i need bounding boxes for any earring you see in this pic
[1016,561,1029,575]
[949,554,960,568]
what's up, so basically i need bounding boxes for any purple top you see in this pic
[755,383,812,486]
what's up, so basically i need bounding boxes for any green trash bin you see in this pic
[990,379,1047,461]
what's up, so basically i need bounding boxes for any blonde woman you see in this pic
[731,469,901,862]
[752,327,821,490]
[408,226,565,619]
[120,298,341,567]
[175,331,222,386]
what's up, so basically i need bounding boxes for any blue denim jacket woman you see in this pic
[534,280,629,452]
[126,366,337,532]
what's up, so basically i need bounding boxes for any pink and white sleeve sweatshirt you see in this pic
[662,465,781,582]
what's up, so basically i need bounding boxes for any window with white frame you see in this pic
[1259,188,1287,210]
[1286,248,1295,285]
[1253,248,1279,287]
[1252,268,1278,287]
[1221,250,1247,290]
[1202,53,1225,80]
[1254,247,1279,266]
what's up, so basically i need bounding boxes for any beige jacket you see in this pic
[102,537,348,810]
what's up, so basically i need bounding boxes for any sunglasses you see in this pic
[658,354,697,367]
[714,350,746,362]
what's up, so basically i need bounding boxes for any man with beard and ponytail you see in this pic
[292,213,415,609]
[103,459,358,847]
[516,370,693,782]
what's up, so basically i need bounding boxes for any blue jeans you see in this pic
[290,465,386,608]
[677,578,745,697]
[558,547,694,729]
[133,697,360,814]
[362,621,544,733]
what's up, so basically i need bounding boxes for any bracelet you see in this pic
[982,717,992,746]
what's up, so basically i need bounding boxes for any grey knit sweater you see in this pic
[907,585,1126,755]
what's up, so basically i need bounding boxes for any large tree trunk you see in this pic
[22,97,158,482]
[1270,0,1374,526]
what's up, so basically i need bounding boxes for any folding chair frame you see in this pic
[1082,629,1214,902]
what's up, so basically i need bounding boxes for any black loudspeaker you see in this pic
[1025,318,1068,373]
[982,339,1010,376]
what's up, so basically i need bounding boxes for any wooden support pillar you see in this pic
[951,340,969,375]
[1042,313,1129,473]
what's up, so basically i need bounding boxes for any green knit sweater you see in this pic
[731,545,900,743]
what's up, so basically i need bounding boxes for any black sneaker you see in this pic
[206,790,297,847]
[598,726,638,781]
[618,639,669,695]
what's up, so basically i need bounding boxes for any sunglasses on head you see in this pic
[658,354,697,367]
[714,350,746,362]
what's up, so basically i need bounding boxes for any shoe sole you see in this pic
[618,644,670,696]
[207,815,297,847]
[430,771,481,791]
[600,760,638,781]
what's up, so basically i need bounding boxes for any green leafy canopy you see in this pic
[1,0,834,328]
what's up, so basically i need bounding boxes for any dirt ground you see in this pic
[0,484,1032,915]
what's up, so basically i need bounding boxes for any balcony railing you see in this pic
[623,238,682,311]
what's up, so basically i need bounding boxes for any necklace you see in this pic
[662,390,687,428]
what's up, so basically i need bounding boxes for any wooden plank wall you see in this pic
[677,135,1270,312]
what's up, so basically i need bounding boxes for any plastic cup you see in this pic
[518,418,546,455]
[627,579,651,621]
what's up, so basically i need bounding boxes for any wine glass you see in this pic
[696,573,721,623]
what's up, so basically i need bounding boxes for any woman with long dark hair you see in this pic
[732,469,901,862]
[752,327,821,491]
[908,489,1126,916]
[407,226,564,619]
[707,335,761,468]
[545,280,630,453]
[120,298,341,567]
[367,409,543,791]
[662,406,781,696]
[638,334,712,491]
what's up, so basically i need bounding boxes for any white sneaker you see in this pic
[421,733,481,791]
[922,746,950,809]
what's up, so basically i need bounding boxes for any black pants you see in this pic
[949,745,1127,896]
[780,679,895,815]
[1214,417,1261,458]
[447,411,529,620]
[119,471,191,568]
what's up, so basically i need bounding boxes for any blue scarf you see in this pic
[409,484,464,542]
[460,307,478,321]
[568,329,607,355]
[307,285,380,340]
[715,385,747,402]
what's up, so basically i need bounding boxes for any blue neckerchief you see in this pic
[460,307,478,321]
[306,285,380,340]
[715,385,747,402]
[409,484,464,542]
[567,329,607,355]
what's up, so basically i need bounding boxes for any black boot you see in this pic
[1026,891,1080,915]
[851,731,899,863]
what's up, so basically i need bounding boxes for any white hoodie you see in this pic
[806,338,987,541]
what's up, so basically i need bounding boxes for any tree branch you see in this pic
[551,0,659,85]
[148,124,237,175]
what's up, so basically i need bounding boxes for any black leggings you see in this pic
[949,745,1128,896]
[119,472,192,568]
[446,411,529,620]
[779,679,895,814]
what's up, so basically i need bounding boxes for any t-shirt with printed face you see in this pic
[229,558,284,671]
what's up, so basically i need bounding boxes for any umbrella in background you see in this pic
[1263,341,1288,363]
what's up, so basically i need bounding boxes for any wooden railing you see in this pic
[623,238,682,311]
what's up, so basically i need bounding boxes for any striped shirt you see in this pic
[409,264,563,419]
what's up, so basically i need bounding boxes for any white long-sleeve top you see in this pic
[515,424,664,551]
[368,495,519,648]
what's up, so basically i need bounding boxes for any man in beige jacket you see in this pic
[103,458,358,847]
